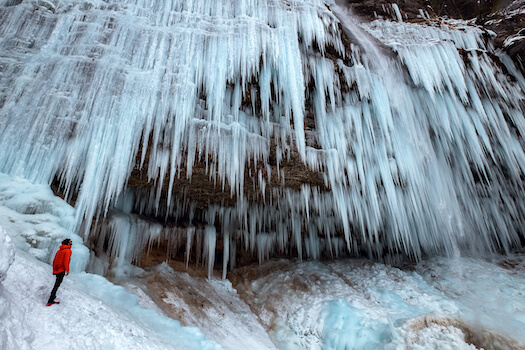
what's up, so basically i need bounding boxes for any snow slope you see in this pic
[0,249,221,350]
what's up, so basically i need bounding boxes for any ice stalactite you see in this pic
[1,0,525,275]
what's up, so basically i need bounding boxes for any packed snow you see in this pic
[0,250,222,350]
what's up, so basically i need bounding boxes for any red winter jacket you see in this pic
[52,245,72,275]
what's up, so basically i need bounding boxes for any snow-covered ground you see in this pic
[1,172,525,350]
[228,257,525,349]
[0,248,222,350]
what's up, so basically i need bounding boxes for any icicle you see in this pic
[222,230,229,280]
[186,226,195,269]
[391,4,403,22]
[204,225,216,278]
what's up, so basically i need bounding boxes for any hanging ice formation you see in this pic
[1,0,525,276]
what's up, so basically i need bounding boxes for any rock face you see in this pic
[114,0,525,273]
[342,0,525,75]
[483,1,525,74]
[339,0,496,20]
[127,140,328,211]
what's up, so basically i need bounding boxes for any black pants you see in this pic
[48,271,65,303]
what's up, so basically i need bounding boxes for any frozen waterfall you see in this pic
[1,0,524,276]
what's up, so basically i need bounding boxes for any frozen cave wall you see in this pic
[1,0,525,277]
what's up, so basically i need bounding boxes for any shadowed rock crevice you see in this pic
[127,139,329,212]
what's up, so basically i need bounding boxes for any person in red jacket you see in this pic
[47,239,72,306]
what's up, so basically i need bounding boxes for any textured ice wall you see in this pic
[0,0,524,272]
